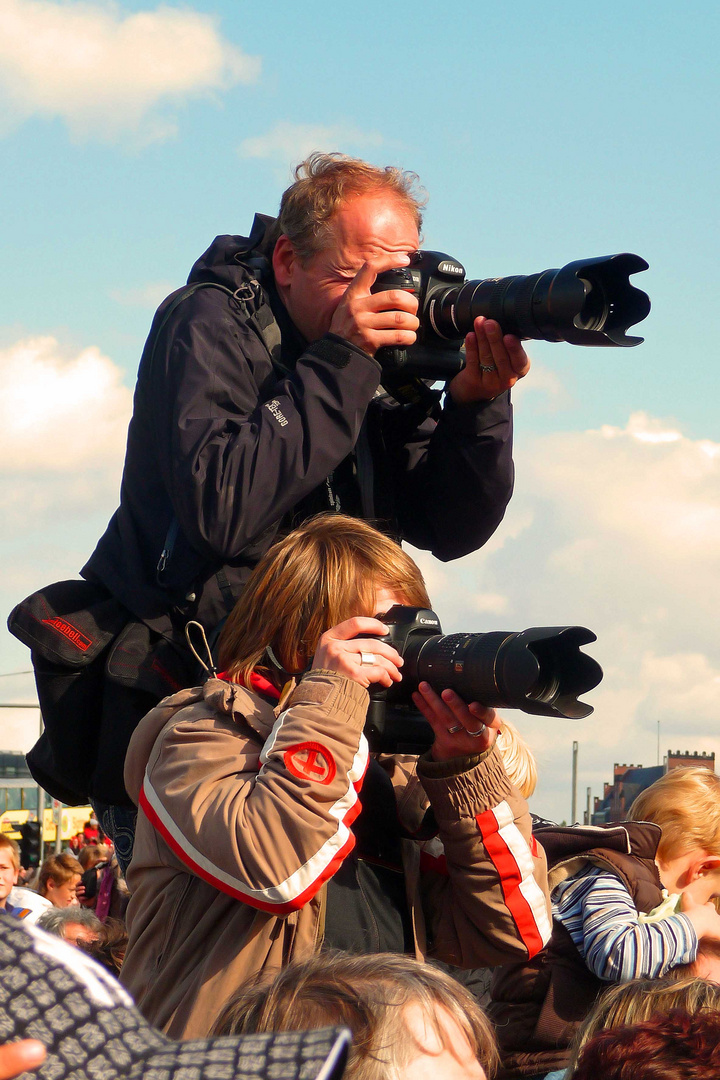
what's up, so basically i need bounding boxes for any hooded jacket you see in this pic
[120,671,551,1038]
[83,215,515,634]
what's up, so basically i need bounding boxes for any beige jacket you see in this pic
[121,671,551,1038]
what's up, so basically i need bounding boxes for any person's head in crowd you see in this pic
[82,917,128,976]
[629,767,720,899]
[272,153,424,346]
[218,513,431,687]
[567,975,720,1073]
[212,951,499,1080]
[494,719,537,799]
[36,905,103,947]
[78,843,110,871]
[0,837,20,911]
[38,853,83,907]
[570,1008,720,1079]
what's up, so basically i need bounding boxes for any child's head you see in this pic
[495,719,537,799]
[629,768,720,896]
[0,835,20,908]
[629,768,720,862]
[38,853,83,907]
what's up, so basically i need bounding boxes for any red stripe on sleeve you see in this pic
[476,806,545,957]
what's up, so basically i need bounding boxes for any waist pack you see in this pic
[8,580,191,806]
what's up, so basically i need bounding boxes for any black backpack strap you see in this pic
[150,277,286,601]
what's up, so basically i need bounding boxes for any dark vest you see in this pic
[488,820,663,1080]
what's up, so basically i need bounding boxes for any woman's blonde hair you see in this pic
[218,514,430,685]
[212,951,499,1080]
[628,767,720,861]
[567,976,720,1073]
[495,718,537,798]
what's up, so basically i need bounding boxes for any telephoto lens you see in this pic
[364,606,603,755]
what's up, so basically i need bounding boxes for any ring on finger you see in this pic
[468,724,487,738]
[446,724,463,735]
[479,364,497,374]
[359,652,377,666]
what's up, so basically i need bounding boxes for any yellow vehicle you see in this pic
[0,805,94,844]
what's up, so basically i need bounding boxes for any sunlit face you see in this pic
[0,848,19,908]
[62,922,101,948]
[401,1004,487,1080]
[45,873,81,908]
[273,191,419,344]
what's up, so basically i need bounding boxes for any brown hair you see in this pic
[212,951,499,1080]
[0,835,20,874]
[567,976,720,1073]
[218,514,430,685]
[571,1010,720,1080]
[38,853,82,897]
[628,767,720,861]
[278,152,425,262]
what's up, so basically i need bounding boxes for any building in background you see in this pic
[592,750,715,824]
[0,750,35,811]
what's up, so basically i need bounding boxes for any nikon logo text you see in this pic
[264,399,288,427]
[439,262,464,276]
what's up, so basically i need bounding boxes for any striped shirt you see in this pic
[552,863,697,981]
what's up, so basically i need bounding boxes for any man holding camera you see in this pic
[19,154,530,859]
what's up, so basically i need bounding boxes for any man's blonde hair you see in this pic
[628,767,720,861]
[278,152,425,262]
[495,719,537,799]
[218,514,430,685]
[212,951,499,1080]
[0,834,20,873]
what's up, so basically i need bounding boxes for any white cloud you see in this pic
[0,336,132,473]
[410,411,720,822]
[110,281,175,308]
[239,121,384,173]
[0,0,261,144]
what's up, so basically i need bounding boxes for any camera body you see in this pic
[372,249,651,381]
[364,605,603,755]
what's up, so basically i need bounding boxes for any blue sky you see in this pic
[1,0,718,822]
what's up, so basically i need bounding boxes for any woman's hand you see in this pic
[312,617,404,689]
[412,681,501,761]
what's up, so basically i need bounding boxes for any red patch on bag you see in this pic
[41,617,91,652]
[284,743,337,785]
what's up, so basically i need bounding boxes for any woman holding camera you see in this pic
[120,514,550,1038]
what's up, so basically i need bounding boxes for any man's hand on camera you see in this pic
[412,682,501,761]
[449,315,530,404]
[328,261,420,357]
[312,616,404,689]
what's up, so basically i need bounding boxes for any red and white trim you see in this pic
[140,721,370,915]
[476,800,552,956]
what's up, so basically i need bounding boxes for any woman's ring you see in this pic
[446,724,463,735]
[479,364,497,374]
[468,724,487,738]
[359,652,377,666]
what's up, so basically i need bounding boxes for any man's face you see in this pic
[273,191,420,344]
[62,922,101,948]
[0,849,18,908]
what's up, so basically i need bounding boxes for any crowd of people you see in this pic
[5,153,718,1080]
